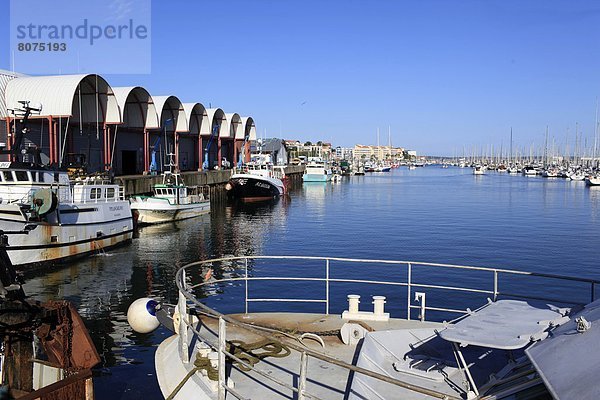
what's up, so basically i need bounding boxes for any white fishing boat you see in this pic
[303,162,332,182]
[130,155,210,225]
[0,167,134,267]
[129,255,600,400]
[0,103,133,267]
[473,165,485,175]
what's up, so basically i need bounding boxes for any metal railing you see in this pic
[173,256,600,400]
[183,256,598,321]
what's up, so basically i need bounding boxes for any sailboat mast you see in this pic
[509,127,513,164]
[377,127,381,160]
[594,98,599,168]
[544,126,549,167]
[388,126,392,162]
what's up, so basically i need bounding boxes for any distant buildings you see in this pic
[284,140,332,162]
[335,147,353,160]
[253,138,415,164]
[353,144,406,161]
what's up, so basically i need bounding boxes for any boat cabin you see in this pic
[0,165,71,203]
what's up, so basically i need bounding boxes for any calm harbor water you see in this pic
[22,166,600,399]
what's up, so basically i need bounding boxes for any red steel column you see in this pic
[48,116,54,165]
[4,118,11,161]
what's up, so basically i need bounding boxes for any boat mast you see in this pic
[377,127,380,161]
[594,98,599,169]
[509,127,513,165]
[544,125,549,168]
[388,125,392,163]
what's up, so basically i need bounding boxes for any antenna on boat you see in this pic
[3,101,42,165]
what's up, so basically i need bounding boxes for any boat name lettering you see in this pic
[255,182,270,189]
[109,205,124,212]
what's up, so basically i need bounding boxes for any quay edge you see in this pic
[115,165,305,203]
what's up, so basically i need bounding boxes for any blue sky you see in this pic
[2,0,600,155]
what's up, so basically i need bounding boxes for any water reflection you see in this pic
[15,168,600,399]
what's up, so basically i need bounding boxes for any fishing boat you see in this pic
[302,162,333,182]
[226,163,285,202]
[130,154,210,225]
[473,165,485,175]
[129,255,600,400]
[0,103,133,267]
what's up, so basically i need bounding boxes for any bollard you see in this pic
[372,296,386,316]
[348,294,360,314]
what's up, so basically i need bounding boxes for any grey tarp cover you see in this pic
[438,300,566,349]
[526,299,600,400]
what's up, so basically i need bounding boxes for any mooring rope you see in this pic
[165,338,291,400]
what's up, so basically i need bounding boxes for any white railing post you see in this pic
[245,258,249,314]
[493,270,498,301]
[218,317,226,400]
[298,351,308,400]
[325,259,330,315]
[407,263,412,320]
[179,269,189,363]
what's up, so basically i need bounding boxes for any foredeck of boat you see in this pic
[197,313,448,400]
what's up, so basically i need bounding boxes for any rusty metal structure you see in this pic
[0,228,99,399]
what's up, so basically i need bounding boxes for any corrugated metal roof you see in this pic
[112,86,159,129]
[225,112,242,139]
[206,108,227,138]
[183,103,209,135]
[0,70,22,118]
[241,116,256,141]
[5,74,120,123]
[153,95,188,132]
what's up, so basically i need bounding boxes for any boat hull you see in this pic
[0,201,133,267]
[226,174,284,202]
[585,177,600,186]
[130,199,210,225]
[302,174,331,182]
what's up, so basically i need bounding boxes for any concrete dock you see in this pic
[115,165,305,203]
